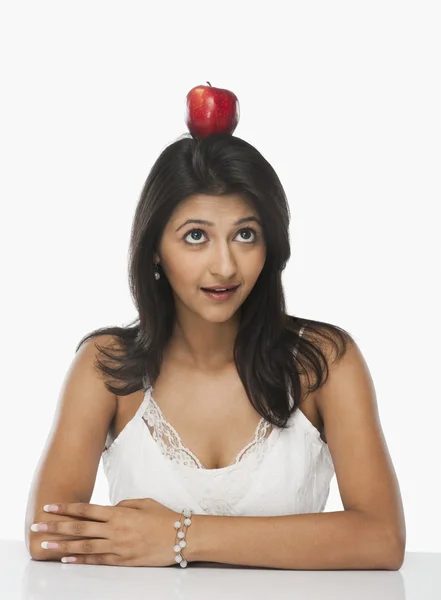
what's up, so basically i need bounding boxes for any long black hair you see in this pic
[76,132,353,428]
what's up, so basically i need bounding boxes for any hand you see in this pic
[30,498,187,566]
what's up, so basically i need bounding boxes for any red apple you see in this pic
[185,82,240,138]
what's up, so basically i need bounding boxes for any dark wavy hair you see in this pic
[76,132,354,428]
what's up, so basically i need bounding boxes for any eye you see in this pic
[183,227,259,246]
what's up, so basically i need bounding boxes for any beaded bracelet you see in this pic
[173,508,194,568]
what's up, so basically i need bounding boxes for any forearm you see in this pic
[186,509,402,570]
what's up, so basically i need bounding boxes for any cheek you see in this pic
[164,255,201,285]
[242,251,266,280]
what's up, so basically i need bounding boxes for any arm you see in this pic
[186,338,406,570]
[25,335,117,561]
[187,509,400,570]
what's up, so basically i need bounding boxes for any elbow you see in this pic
[384,550,405,571]
[27,540,46,561]
[24,525,42,561]
[390,544,406,571]
[26,535,50,562]
[361,510,406,571]
[383,531,406,571]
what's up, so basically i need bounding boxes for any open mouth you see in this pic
[201,286,240,301]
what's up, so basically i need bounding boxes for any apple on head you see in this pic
[185,82,240,139]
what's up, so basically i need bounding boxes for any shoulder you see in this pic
[297,321,353,425]
[313,332,360,416]
[77,333,122,356]
[302,319,356,418]
[82,333,123,364]
[89,333,122,351]
[294,318,352,387]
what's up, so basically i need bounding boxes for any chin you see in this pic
[203,307,242,322]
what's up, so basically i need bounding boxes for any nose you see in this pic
[208,243,238,280]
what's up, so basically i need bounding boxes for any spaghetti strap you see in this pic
[136,385,153,417]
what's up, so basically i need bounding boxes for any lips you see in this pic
[201,285,239,291]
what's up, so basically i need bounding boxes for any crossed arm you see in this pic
[186,508,402,570]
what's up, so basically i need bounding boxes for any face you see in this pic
[153,193,266,322]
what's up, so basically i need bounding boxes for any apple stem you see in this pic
[206,81,212,87]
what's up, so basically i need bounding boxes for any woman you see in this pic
[24,132,406,569]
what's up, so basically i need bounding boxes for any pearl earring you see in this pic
[154,262,161,280]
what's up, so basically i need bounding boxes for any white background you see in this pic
[1,1,439,550]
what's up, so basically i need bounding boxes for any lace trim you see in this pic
[142,392,274,470]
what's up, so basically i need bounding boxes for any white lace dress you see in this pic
[102,327,335,516]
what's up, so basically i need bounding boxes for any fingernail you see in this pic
[30,523,48,532]
[41,541,58,549]
[61,556,77,563]
[43,504,58,512]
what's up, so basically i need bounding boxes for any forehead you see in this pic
[171,193,256,219]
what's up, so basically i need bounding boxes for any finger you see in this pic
[41,538,114,556]
[32,519,110,538]
[61,553,120,566]
[44,502,114,522]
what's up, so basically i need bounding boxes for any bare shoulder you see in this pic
[295,325,346,434]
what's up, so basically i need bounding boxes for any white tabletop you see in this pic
[1,540,440,599]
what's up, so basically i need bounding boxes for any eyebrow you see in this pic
[175,216,262,232]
